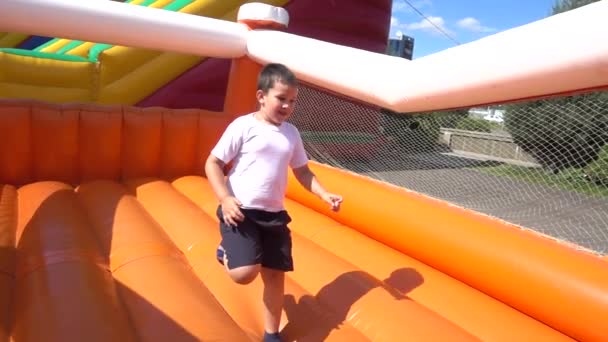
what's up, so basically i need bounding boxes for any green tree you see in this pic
[585,144,608,186]
[552,0,600,14]
[455,117,493,133]
[503,0,607,172]
[505,91,608,171]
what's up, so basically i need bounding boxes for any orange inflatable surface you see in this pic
[0,99,607,342]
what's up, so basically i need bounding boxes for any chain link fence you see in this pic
[289,84,608,255]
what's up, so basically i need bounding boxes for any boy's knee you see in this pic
[228,264,261,284]
[232,273,257,285]
[261,268,284,279]
[261,268,285,285]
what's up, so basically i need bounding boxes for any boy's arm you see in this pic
[205,155,231,200]
[292,163,342,211]
[204,154,244,225]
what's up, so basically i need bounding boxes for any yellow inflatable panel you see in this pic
[99,53,201,104]
[95,0,288,104]
[0,33,28,48]
[98,48,160,86]
[0,0,289,104]
[93,0,258,84]
[0,52,94,88]
[65,42,95,58]
[38,39,71,53]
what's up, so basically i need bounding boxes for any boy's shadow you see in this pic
[281,268,424,341]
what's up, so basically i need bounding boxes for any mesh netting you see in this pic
[289,84,608,255]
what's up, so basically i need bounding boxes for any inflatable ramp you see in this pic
[1,99,606,342]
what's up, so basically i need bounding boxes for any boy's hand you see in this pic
[220,196,245,226]
[321,192,343,211]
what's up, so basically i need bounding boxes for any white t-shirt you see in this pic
[210,113,309,212]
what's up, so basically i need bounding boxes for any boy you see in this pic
[204,63,343,342]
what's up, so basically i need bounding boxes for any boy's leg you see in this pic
[261,268,285,335]
[252,209,294,339]
[216,206,263,284]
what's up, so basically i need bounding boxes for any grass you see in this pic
[472,164,608,198]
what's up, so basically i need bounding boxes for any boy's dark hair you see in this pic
[257,63,298,93]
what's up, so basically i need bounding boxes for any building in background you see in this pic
[468,106,505,123]
[386,33,415,60]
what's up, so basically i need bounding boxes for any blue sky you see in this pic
[390,0,558,59]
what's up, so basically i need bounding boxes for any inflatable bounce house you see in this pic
[0,0,607,341]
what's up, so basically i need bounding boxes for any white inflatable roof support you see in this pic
[247,0,608,112]
[246,30,415,110]
[237,2,289,28]
[0,0,248,58]
[0,0,606,112]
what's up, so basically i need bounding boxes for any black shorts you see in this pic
[216,205,294,272]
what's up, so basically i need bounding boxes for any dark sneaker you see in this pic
[263,332,281,342]
[216,245,226,266]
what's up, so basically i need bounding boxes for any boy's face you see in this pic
[256,81,298,126]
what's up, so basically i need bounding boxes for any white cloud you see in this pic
[456,17,496,32]
[406,16,454,36]
[391,16,399,27]
[390,14,454,38]
[390,16,407,35]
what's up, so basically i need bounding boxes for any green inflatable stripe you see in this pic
[88,0,194,61]
[164,0,194,11]
[88,44,113,62]
[34,0,140,53]
[0,48,89,62]
[56,40,84,54]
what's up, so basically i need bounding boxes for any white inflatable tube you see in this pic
[248,0,608,112]
[0,0,247,58]
[246,30,415,110]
